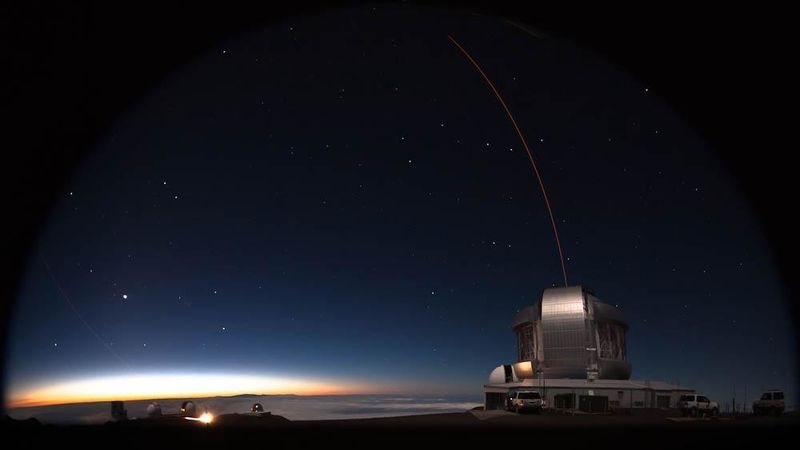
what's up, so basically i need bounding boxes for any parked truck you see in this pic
[677,394,719,417]
[507,390,545,414]
[752,390,784,416]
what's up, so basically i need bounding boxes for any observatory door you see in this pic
[554,393,575,409]
[579,395,608,413]
[485,393,506,411]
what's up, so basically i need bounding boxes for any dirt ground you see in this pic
[4,411,797,449]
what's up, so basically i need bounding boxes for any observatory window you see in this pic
[518,392,541,400]
[516,323,535,362]
[597,322,626,360]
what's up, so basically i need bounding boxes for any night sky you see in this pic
[5,6,796,408]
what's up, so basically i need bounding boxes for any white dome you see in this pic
[180,401,197,417]
[489,365,507,384]
[146,402,162,418]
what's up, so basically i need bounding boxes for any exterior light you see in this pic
[185,412,214,424]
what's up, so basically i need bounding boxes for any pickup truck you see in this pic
[752,390,784,416]
[507,390,545,414]
[677,394,719,417]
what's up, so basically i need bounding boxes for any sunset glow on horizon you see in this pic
[6,372,377,408]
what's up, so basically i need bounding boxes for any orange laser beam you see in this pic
[447,34,568,287]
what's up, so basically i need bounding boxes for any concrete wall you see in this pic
[541,388,692,410]
[484,384,694,411]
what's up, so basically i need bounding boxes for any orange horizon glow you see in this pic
[6,373,379,408]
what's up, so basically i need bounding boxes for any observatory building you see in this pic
[484,286,693,412]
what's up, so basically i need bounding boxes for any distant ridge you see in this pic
[217,393,300,398]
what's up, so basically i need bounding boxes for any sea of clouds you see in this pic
[7,394,483,424]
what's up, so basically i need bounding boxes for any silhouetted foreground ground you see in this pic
[4,411,799,449]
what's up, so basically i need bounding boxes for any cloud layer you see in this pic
[8,394,482,424]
